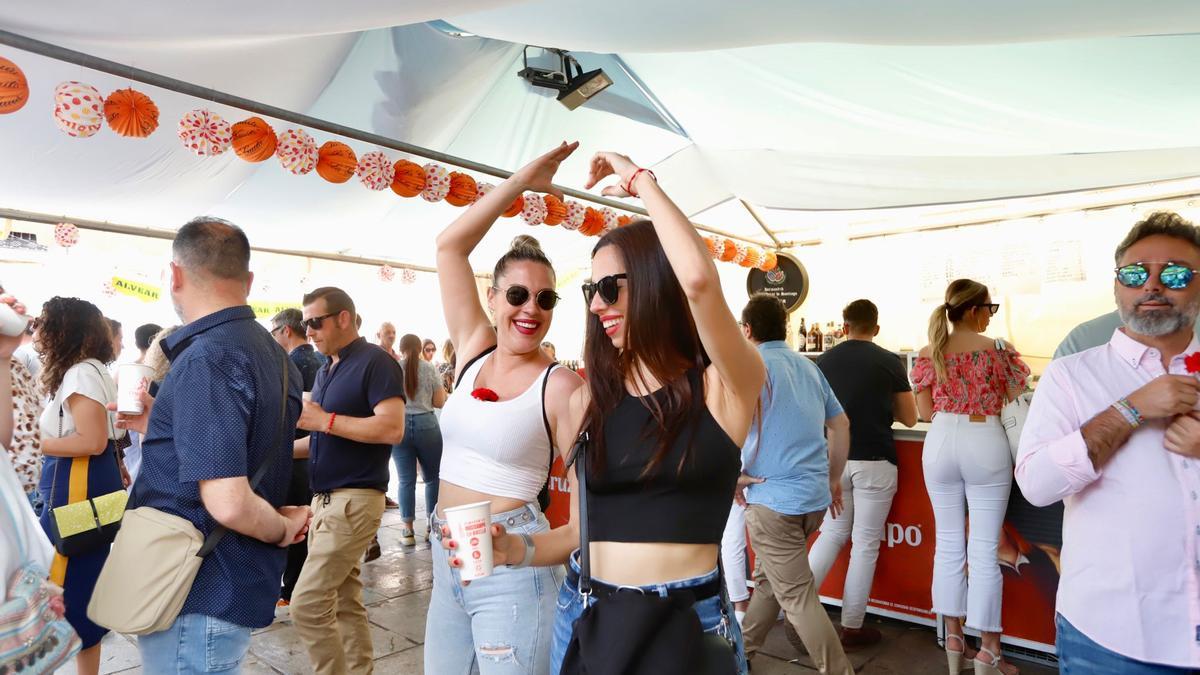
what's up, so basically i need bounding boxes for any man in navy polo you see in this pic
[121,218,307,672]
[290,286,406,675]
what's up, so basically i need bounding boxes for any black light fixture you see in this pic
[517,47,613,111]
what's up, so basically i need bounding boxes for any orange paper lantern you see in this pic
[0,57,28,114]
[703,236,719,258]
[758,251,778,272]
[718,239,738,262]
[502,194,525,218]
[445,172,478,207]
[542,194,566,225]
[617,215,633,228]
[739,246,763,268]
[580,207,605,236]
[391,159,426,197]
[231,117,278,163]
[315,141,357,183]
[103,88,159,138]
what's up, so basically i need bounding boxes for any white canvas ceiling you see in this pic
[1,0,1198,271]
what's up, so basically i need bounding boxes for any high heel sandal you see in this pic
[945,633,969,673]
[974,647,1018,675]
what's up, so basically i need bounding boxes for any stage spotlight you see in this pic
[517,47,612,110]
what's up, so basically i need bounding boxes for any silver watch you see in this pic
[507,532,536,569]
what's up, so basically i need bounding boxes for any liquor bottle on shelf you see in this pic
[823,322,835,351]
[810,322,823,353]
[798,318,808,349]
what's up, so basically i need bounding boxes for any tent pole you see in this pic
[0,29,769,248]
[738,200,783,249]
[0,207,489,278]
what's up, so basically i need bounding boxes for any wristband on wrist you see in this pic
[623,168,656,198]
[507,532,536,569]
[1112,398,1143,428]
[326,412,337,434]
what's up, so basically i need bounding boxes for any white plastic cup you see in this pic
[443,501,494,581]
[0,302,30,337]
[117,364,155,414]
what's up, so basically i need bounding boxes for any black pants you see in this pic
[281,458,312,600]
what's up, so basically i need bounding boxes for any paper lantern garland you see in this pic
[738,246,762,268]
[178,109,231,156]
[0,57,29,114]
[356,151,394,191]
[617,215,633,228]
[401,268,417,284]
[391,160,426,197]
[502,194,524,218]
[473,182,494,203]
[276,128,317,175]
[563,201,586,231]
[521,193,547,226]
[758,251,778,271]
[231,117,278,163]
[421,163,451,202]
[542,195,566,225]
[704,236,720,259]
[580,207,605,236]
[379,264,395,282]
[601,208,620,233]
[54,82,104,138]
[54,222,79,248]
[103,88,159,138]
[445,172,478,207]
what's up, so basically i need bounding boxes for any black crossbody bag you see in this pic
[559,432,738,675]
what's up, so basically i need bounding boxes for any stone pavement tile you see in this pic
[366,589,433,644]
[359,551,435,599]
[248,619,415,674]
[58,631,141,675]
[373,643,425,673]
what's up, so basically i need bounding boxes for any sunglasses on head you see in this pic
[495,285,560,311]
[582,273,627,305]
[302,312,340,331]
[1115,261,1198,290]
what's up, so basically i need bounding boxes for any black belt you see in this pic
[568,568,723,604]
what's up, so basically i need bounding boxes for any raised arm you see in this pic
[585,152,766,411]
[436,142,579,369]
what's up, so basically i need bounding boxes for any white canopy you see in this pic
[1,0,1198,270]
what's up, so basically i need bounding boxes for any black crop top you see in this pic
[586,369,741,545]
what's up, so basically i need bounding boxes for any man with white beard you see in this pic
[1016,211,1200,673]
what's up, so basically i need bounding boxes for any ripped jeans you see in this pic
[427,504,564,674]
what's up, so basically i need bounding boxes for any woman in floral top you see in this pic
[911,278,1029,675]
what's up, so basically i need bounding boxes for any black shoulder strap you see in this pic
[540,362,558,463]
[574,431,592,595]
[198,348,290,557]
[455,345,498,389]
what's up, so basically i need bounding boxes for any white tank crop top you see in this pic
[439,350,559,503]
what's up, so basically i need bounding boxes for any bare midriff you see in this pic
[588,542,719,586]
[435,480,529,520]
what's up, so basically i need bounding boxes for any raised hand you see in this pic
[584,151,639,197]
[511,141,579,198]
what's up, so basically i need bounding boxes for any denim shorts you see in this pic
[551,550,748,674]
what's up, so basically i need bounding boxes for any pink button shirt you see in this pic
[1016,328,1200,668]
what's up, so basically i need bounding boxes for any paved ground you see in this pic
[66,497,1059,674]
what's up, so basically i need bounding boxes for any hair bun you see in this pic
[510,234,544,256]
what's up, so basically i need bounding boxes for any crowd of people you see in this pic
[2,143,1199,675]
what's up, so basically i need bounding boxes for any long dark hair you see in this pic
[583,221,708,477]
[399,333,422,400]
[37,296,115,395]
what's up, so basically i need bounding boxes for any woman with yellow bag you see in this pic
[36,297,126,675]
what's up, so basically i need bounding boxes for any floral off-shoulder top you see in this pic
[911,344,1030,416]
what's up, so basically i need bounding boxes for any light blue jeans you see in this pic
[1057,614,1195,674]
[391,411,442,523]
[551,550,748,674]
[138,613,252,674]
[427,503,563,674]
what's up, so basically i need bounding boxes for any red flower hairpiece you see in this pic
[1185,351,1200,375]
[471,387,499,402]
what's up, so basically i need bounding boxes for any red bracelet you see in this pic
[326,413,337,434]
[624,168,656,198]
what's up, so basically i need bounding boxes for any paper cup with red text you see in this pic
[444,501,494,581]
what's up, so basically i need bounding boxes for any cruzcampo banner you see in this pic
[111,277,162,303]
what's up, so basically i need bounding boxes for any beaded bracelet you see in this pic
[327,412,337,434]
